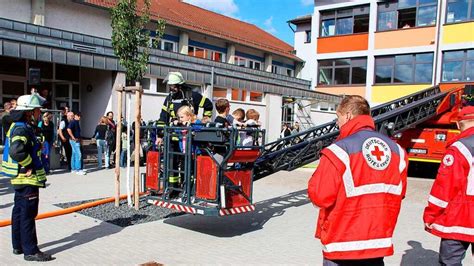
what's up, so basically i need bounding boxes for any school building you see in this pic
[0,0,341,142]
[290,0,474,117]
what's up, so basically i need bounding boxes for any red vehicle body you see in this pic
[395,84,473,164]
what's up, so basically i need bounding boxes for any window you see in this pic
[442,49,474,82]
[286,69,294,77]
[150,38,177,52]
[212,87,227,100]
[189,46,225,62]
[249,60,261,70]
[250,91,263,102]
[140,78,151,90]
[320,5,369,37]
[234,57,262,70]
[56,64,79,81]
[272,65,279,74]
[377,0,437,31]
[305,30,311,43]
[446,0,474,23]
[375,53,434,84]
[0,57,25,76]
[157,79,167,93]
[318,58,367,85]
[231,89,246,101]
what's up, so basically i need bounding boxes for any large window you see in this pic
[442,49,474,82]
[318,58,367,85]
[375,53,434,84]
[320,5,369,37]
[377,0,437,31]
[446,0,474,23]
[150,38,177,52]
[234,56,262,70]
[189,46,225,62]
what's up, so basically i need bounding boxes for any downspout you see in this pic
[287,22,296,33]
[433,0,444,85]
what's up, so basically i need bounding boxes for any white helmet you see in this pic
[15,93,45,110]
[165,72,185,85]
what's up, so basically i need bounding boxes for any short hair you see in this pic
[232,108,245,119]
[246,109,260,120]
[3,102,11,109]
[100,116,109,124]
[337,95,370,116]
[215,98,229,114]
[106,111,114,116]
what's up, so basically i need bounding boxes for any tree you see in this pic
[111,0,165,84]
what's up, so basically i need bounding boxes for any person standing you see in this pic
[155,72,213,196]
[105,111,116,168]
[2,101,12,144]
[1,93,54,261]
[94,116,109,169]
[423,106,474,265]
[307,95,407,266]
[67,112,86,175]
[38,112,55,174]
[58,107,72,172]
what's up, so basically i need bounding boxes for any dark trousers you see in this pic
[439,238,473,266]
[323,257,384,266]
[62,140,72,171]
[11,186,40,256]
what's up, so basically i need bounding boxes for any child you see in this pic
[231,108,245,127]
[214,98,231,127]
[175,106,201,153]
[242,109,261,146]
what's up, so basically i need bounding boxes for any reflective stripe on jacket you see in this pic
[1,122,46,188]
[308,116,407,260]
[423,129,474,243]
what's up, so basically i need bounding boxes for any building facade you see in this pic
[0,0,340,141]
[291,0,474,110]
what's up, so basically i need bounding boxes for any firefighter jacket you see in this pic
[1,113,46,188]
[423,126,474,243]
[308,115,408,260]
[157,89,213,127]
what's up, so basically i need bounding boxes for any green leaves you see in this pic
[111,0,166,83]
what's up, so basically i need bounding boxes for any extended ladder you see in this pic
[254,86,447,180]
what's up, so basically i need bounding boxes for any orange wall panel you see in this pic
[317,34,369,54]
[374,27,436,49]
[316,86,365,97]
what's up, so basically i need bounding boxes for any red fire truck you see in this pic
[394,84,473,164]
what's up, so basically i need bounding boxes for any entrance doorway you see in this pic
[53,83,80,112]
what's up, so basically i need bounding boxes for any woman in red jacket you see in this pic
[423,106,474,265]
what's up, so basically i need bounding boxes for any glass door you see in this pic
[53,83,80,112]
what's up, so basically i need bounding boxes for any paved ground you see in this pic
[0,165,472,265]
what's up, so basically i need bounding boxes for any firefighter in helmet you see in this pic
[155,71,213,197]
[1,93,54,261]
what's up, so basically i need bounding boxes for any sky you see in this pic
[182,0,314,46]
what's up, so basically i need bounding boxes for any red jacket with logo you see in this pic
[308,115,408,260]
[423,127,474,243]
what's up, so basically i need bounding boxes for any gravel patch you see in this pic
[55,197,185,227]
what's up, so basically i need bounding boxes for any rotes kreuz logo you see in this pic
[442,154,454,166]
[362,137,392,170]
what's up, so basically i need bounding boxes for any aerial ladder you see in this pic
[144,85,456,216]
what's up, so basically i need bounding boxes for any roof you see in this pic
[80,0,302,62]
[287,14,312,25]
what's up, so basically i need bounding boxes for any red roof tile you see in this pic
[82,0,301,62]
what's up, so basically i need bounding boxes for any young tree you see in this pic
[111,0,165,83]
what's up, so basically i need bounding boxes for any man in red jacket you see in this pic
[423,106,474,265]
[308,95,408,266]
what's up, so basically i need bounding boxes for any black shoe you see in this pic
[12,248,23,255]
[24,251,55,262]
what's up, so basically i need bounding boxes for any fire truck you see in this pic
[144,84,470,217]
[394,84,473,164]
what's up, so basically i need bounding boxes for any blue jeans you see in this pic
[120,150,127,167]
[96,139,109,168]
[69,140,82,171]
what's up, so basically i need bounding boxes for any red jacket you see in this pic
[423,127,474,243]
[308,115,408,260]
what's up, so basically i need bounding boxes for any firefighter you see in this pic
[307,95,408,266]
[1,93,54,261]
[155,71,213,197]
[423,106,474,265]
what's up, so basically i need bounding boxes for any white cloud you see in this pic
[183,0,239,17]
[301,0,313,6]
[263,16,277,35]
